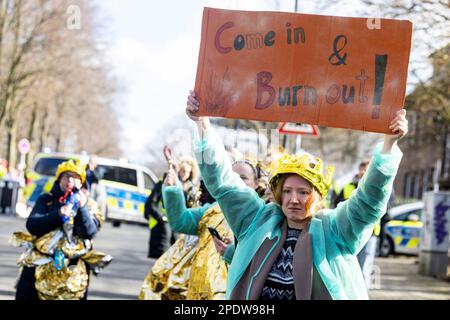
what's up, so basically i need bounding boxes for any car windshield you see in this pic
[95,165,137,186]
[393,209,423,221]
[34,158,69,176]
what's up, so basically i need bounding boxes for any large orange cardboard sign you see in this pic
[194,7,412,134]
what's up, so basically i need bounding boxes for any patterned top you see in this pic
[260,228,302,300]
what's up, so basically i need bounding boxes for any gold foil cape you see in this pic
[139,234,199,300]
[10,199,112,300]
[139,204,233,300]
[35,259,88,300]
[186,204,232,300]
[88,198,104,226]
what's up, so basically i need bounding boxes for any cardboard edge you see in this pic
[194,7,210,110]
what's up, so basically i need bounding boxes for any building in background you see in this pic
[395,45,450,200]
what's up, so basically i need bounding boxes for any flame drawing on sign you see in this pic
[204,62,235,116]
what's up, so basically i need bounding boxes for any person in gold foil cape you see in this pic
[139,154,264,300]
[11,159,112,300]
[139,152,202,300]
[145,147,200,260]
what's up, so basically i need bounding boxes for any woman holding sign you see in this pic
[186,90,408,300]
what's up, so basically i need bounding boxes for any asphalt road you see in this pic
[0,214,155,300]
[1,213,449,300]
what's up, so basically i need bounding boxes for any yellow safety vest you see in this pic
[148,200,166,229]
[343,183,357,201]
[0,166,7,179]
[342,182,380,236]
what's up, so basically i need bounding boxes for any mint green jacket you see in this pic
[162,183,235,265]
[194,127,402,300]
[162,180,215,235]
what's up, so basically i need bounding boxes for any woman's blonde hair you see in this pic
[273,173,324,216]
[178,156,200,184]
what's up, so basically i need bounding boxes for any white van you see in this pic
[94,157,158,227]
[23,152,158,227]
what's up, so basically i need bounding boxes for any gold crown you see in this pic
[56,160,86,183]
[268,154,335,198]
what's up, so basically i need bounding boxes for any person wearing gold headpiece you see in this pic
[139,156,262,300]
[186,90,408,300]
[13,159,111,300]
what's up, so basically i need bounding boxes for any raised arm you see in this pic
[186,90,266,239]
[162,167,213,235]
[328,109,408,254]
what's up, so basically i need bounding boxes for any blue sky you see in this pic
[99,0,205,44]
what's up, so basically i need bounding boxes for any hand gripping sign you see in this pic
[194,8,412,134]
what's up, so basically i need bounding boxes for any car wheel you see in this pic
[379,236,394,257]
[112,220,121,228]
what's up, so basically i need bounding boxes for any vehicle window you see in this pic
[407,209,422,220]
[143,172,155,190]
[394,209,422,221]
[96,165,137,186]
[96,165,113,181]
[34,158,69,176]
[394,212,410,221]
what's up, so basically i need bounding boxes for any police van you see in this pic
[379,201,424,256]
[23,152,157,227]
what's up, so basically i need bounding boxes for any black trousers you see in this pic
[15,265,89,300]
[148,221,176,259]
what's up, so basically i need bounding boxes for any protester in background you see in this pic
[12,160,111,300]
[143,147,199,259]
[144,172,175,259]
[139,147,202,299]
[333,160,370,208]
[159,157,261,299]
[0,159,8,179]
[140,153,262,300]
[213,160,273,263]
[177,156,200,208]
[85,157,99,192]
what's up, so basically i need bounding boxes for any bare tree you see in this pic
[0,0,122,168]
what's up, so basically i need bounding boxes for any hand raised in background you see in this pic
[164,166,179,187]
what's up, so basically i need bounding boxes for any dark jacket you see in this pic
[144,180,165,223]
[333,180,359,208]
[85,167,99,191]
[26,182,99,239]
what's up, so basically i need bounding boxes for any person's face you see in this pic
[265,185,275,203]
[358,165,368,179]
[281,175,313,224]
[88,161,96,170]
[59,172,82,192]
[179,164,192,182]
[232,162,257,189]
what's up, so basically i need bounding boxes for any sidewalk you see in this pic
[369,256,450,300]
